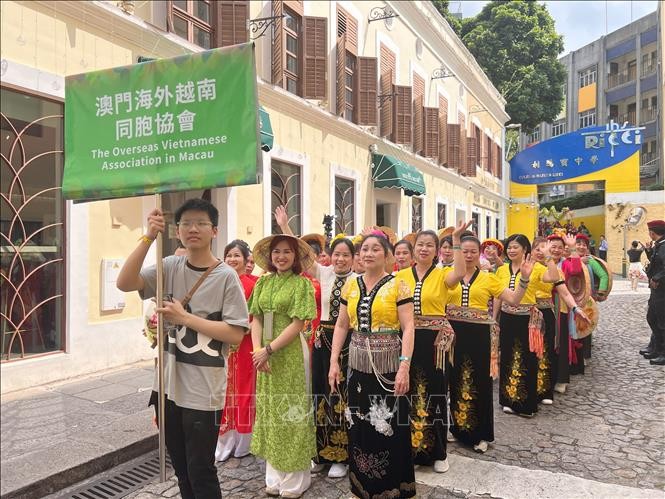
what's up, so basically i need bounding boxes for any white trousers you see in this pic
[215,430,252,461]
[265,461,311,496]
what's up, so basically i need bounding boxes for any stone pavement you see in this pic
[0,361,157,498]
[448,289,665,491]
[122,282,664,498]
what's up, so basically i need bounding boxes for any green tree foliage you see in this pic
[431,0,463,35]
[505,129,520,160]
[459,1,566,130]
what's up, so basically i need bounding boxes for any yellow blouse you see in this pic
[341,274,413,331]
[495,262,547,305]
[531,262,559,299]
[396,265,450,316]
[445,269,505,309]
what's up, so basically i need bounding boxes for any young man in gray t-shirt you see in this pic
[117,198,248,499]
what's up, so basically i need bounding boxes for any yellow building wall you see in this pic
[604,200,665,274]
[569,213,604,242]
[508,203,539,238]
[87,199,144,323]
[0,2,135,76]
[578,83,597,113]
[0,1,178,324]
[236,101,491,247]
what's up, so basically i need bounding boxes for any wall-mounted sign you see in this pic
[101,258,125,311]
[510,121,644,185]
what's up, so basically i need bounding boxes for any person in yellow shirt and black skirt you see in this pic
[328,232,416,499]
[397,230,453,473]
[444,222,534,453]
[531,237,590,404]
[495,234,560,418]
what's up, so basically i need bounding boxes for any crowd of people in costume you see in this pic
[216,205,621,498]
[121,197,665,499]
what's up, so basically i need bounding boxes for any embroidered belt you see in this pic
[414,316,448,329]
[415,316,455,370]
[500,303,545,359]
[314,323,350,352]
[445,305,493,324]
[446,305,499,380]
[349,331,401,375]
[501,302,534,315]
[536,298,554,309]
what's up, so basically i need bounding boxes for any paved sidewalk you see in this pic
[117,452,661,499]
[1,361,157,498]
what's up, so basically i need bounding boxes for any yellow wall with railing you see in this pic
[2,0,506,323]
[233,102,486,248]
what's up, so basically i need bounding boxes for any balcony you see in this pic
[641,150,658,165]
[610,110,636,125]
[640,152,659,178]
[641,107,657,123]
[608,67,637,88]
[641,62,656,77]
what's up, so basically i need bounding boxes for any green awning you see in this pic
[259,106,274,152]
[371,153,426,196]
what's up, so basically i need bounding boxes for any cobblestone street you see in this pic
[120,289,664,498]
[451,292,665,491]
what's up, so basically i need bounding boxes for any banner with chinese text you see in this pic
[63,43,260,200]
[510,121,643,185]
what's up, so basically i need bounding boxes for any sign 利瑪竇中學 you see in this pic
[509,120,644,185]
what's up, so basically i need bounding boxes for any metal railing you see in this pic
[607,67,637,88]
[640,152,660,178]
[618,110,636,125]
[641,151,658,165]
[641,62,656,77]
[640,107,657,123]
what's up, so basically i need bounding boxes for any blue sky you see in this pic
[453,1,658,54]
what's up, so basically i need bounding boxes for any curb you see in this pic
[1,435,158,499]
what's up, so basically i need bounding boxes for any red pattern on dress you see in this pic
[303,273,322,349]
[219,273,258,435]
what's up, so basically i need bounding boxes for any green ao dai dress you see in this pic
[248,271,317,472]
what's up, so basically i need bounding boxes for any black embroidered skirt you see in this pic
[410,328,447,465]
[448,320,494,447]
[556,311,571,383]
[498,312,539,416]
[346,369,416,499]
[312,327,350,465]
[537,308,556,402]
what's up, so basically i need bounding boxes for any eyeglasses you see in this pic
[177,221,214,229]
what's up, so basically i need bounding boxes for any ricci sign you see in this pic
[582,120,643,158]
[509,120,644,185]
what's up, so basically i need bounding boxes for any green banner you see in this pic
[63,43,260,200]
